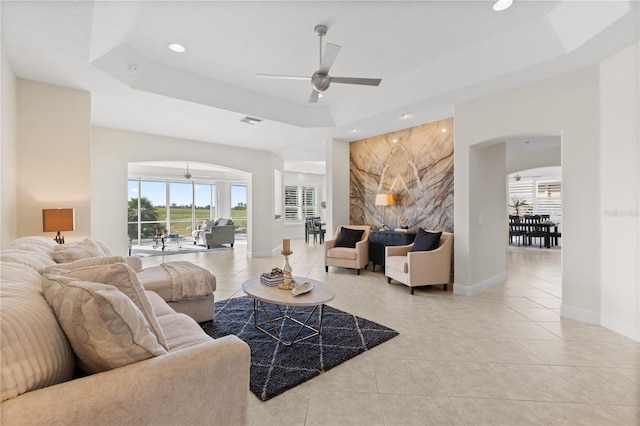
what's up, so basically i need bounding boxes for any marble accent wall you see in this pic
[350,118,454,232]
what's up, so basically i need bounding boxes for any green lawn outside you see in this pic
[143,207,246,237]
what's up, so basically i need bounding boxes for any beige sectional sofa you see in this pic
[0,236,250,425]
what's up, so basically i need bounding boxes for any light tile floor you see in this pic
[141,239,639,425]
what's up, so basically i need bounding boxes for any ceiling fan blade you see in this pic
[318,43,341,74]
[330,76,382,86]
[308,90,320,103]
[256,73,310,81]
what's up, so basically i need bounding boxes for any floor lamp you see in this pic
[375,193,394,231]
[42,208,75,244]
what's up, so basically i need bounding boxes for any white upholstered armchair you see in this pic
[385,231,453,294]
[324,225,371,275]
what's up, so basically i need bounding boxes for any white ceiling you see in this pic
[2,1,638,174]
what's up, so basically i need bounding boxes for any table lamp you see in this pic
[42,208,75,244]
[375,193,394,231]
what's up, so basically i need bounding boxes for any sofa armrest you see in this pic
[1,336,250,426]
[385,244,413,257]
[354,238,369,262]
[406,244,452,284]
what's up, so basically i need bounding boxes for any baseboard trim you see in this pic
[453,272,507,296]
[560,304,600,326]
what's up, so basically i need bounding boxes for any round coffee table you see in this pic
[242,276,335,346]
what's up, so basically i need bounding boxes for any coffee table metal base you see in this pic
[252,299,324,346]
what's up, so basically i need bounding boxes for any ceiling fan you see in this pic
[256,25,382,103]
[180,163,211,180]
[513,173,542,181]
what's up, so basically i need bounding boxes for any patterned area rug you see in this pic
[201,296,399,401]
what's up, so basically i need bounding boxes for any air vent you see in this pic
[240,116,262,125]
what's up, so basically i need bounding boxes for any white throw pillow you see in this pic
[52,239,106,263]
[42,262,168,351]
[41,275,167,374]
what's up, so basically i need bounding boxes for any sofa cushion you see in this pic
[412,229,442,252]
[334,227,365,248]
[41,275,167,374]
[0,279,75,402]
[326,247,358,260]
[52,239,106,263]
[156,312,212,352]
[43,262,168,351]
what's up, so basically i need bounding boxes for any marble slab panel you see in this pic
[350,118,454,232]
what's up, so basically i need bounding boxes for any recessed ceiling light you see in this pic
[400,113,410,119]
[168,43,186,53]
[493,0,513,11]
[350,128,357,133]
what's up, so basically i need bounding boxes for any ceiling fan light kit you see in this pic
[493,0,513,12]
[257,24,382,103]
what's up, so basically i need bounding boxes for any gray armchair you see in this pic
[204,221,235,248]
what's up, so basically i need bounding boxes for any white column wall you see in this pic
[466,142,507,292]
[599,43,639,341]
[1,47,18,246]
[16,79,92,242]
[91,126,282,257]
[216,182,232,219]
[455,66,601,321]
[326,138,350,238]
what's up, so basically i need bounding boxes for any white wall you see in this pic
[599,43,639,341]
[456,65,601,316]
[455,46,639,340]
[91,126,283,257]
[16,79,92,242]
[466,142,507,293]
[1,47,18,246]
[506,147,561,174]
[326,138,350,236]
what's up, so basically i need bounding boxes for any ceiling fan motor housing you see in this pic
[312,71,331,92]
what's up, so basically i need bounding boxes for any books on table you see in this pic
[260,272,284,286]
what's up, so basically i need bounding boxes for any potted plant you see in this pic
[509,198,529,216]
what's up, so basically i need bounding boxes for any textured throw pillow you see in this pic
[412,229,442,252]
[53,239,105,263]
[334,227,365,248]
[94,240,114,256]
[42,262,168,351]
[43,255,128,274]
[41,275,167,374]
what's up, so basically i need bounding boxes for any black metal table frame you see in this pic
[252,299,325,346]
[152,234,183,251]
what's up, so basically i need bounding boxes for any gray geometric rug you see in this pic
[200,296,399,401]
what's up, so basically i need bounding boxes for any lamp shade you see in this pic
[375,193,394,206]
[42,209,75,232]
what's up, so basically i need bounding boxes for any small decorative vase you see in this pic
[279,252,294,290]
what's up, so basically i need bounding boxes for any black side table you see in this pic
[369,231,417,272]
